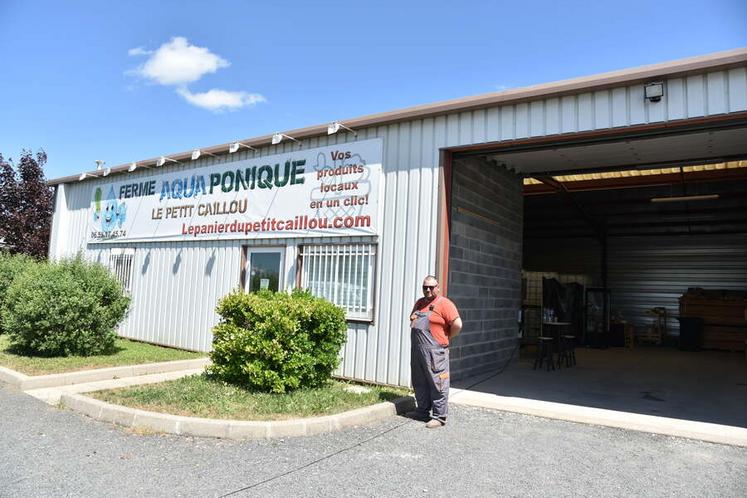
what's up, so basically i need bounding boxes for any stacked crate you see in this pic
[679,288,747,352]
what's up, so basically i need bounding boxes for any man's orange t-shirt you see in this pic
[412,296,460,346]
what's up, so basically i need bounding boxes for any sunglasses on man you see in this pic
[422,285,438,291]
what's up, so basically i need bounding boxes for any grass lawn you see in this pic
[91,374,410,420]
[0,335,205,375]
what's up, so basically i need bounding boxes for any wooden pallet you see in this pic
[636,326,662,346]
[680,289,747,352]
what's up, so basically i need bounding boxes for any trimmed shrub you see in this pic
[2,256,130,356]
[208,290,347,393]
[0,252,37,334]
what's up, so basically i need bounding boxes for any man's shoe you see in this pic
[425,419,446,429]
[405,410,430,421]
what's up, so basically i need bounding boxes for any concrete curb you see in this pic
[450,388,747,447]
[60,393,415,439]
[0,358,210,390]
[24,368,206,405]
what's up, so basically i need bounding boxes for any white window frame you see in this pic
[299,243,377,322]
[244,247,286,293]
[109,248,135,294]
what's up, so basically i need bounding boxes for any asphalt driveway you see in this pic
[1,385,745,497]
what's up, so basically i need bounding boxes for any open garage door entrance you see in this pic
[446,119,747,428]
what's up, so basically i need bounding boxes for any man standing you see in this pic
[407,275,462,428]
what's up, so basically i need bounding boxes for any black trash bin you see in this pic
[677,317,703,351]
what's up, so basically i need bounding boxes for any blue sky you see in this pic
[1,0,745,180]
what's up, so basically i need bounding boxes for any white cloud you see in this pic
[176,88,266,112]
[127,37,264,113]
[134,37,229,86]
[128,46,152,56]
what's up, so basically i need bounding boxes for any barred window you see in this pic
[300,243,376,321]
[109,249,135,294]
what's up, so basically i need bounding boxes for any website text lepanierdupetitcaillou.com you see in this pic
[181,215,372,237]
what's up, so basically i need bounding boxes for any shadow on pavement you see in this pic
[452,347,747,428]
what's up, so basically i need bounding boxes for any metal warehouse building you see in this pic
[49,48,747,390]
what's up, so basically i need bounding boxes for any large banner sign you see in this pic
[88,139,382,243]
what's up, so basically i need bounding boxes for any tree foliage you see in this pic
[0,150,54,259]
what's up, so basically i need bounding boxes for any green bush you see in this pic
[2,256,131,356]
[0,252,37,334]
[208,290,347,393]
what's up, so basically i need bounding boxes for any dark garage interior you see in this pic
[453,127,747,428]
[522,161,747,352]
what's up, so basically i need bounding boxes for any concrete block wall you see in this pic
[448,157,523,381]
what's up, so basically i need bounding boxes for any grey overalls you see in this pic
[410,297,450,422]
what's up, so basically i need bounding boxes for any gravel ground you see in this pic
[1,384,745,497]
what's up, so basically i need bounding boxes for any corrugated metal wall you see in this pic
[607,235,747,335]
[53,126,443,386]
[86,241,241,351]
[50,66,747,386]
[524,234,747,335]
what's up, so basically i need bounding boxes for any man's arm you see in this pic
[449,317,463,338]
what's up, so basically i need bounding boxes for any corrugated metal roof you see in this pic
[523,160,747,185]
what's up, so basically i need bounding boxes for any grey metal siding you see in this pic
[607,235,747,335]
[524,235,747,335]
[49,65,747,385]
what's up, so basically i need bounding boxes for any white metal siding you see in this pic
[55,125,441,385]
[50,66,747,386]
